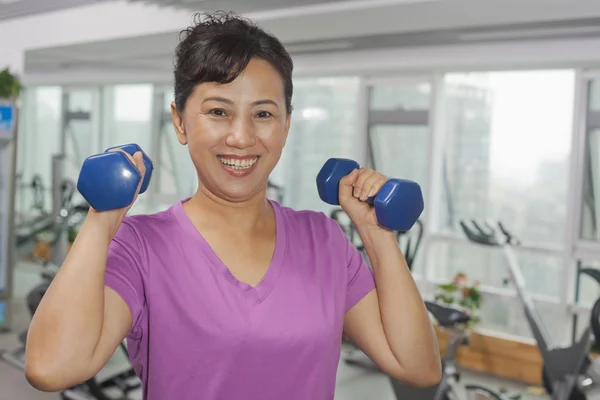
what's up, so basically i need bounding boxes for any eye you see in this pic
[209,108,227,117]
[256,111,273,119]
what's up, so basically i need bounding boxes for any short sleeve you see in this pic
[104,219,146,338]
[326,217,376,312]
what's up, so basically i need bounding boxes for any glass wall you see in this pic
[272,77,362,214]
[367,79,432,201]
[15,86,62,220]
[15,66,600,342]
[102,84,154,151]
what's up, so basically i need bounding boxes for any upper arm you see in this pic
[328,217,405,378]
[89,286,134,371]
[93,220,147,370]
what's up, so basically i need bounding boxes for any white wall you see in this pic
[0,1,192,74]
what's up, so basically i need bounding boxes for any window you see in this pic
[271,77,362,214]
[102,85,153,152]
[425,240,562,299]
[367,80,432,201]
[155,90,197,201]
[15,86,62,218]
[438,70,575,249]
[581,79,600,241]
[63,89,97,194]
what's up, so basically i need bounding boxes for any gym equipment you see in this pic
[344,300,517,399]
[77,143,154,211]
[3,172,139,399]
[316,158,424,231]
[460,220,600,400]
[397,301,520,400]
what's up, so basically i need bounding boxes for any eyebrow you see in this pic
[202,96,279,107]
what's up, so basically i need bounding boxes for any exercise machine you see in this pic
[390,301,520,400]
[461,220,600,400]
[3,153,141,399]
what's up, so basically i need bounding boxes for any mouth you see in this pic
[217,155,260,177]
[217,156,259,170]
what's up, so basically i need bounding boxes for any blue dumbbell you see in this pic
[316,158,424,231]
[76,143,154,211]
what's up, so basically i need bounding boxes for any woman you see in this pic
[24,11,441,399]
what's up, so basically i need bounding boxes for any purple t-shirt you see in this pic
[104,199,375,400]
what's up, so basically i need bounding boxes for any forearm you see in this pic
[26,215,112,387]
[359,228,440,376]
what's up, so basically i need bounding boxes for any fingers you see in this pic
[339,168,359,200]
[107,148,147,196]
[107,148,146,177]
[353,168,387,202]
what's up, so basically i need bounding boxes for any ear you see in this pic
[171,101,187,145]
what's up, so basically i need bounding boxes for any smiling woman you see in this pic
[24,10,441,400]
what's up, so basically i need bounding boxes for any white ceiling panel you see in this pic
[129,0,360,14]
[0,0,107,21]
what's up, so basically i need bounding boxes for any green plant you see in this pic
[68,227,78,243]
[0,68,22,100]
[434,272,483,326]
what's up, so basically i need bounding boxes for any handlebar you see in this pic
[459,220,520,247]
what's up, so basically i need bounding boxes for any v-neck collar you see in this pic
[172,198,287,304]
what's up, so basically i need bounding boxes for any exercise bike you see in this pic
[4,179,141,400]
[394,301,521,400]
[460,220,600,400]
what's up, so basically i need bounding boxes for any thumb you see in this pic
[338,169,358,199]
[133,151,146,176]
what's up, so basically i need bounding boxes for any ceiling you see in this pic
[0,0,105,21]
[129,0,359,14]
[19,0,600,80]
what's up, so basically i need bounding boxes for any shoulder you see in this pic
[113,203,180,247]
[274,202,346,241]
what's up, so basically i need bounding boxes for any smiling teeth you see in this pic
[218,156,258,170]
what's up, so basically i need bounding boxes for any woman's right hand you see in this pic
[85,149,147,239]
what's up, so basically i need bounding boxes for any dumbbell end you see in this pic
[77,152,142,211]
[104,143,154,194]
[374,179,424,231]
[316,158,360,205]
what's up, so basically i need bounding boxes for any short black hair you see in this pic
[173,11,294,114]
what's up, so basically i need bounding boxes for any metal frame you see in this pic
[0,100,18,332]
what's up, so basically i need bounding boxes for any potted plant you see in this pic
[434,272,483,326]
[0,67,22,101]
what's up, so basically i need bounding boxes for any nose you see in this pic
[225,117,257,149]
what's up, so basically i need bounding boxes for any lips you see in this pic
[217,155,259,170]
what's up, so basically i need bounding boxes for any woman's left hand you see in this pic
[338,168,389,233]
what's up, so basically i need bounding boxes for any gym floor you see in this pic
[0,261,550,399]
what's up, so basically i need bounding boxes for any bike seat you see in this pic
[425,301,471,327]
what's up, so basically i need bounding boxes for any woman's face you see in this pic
[172,58,291,204]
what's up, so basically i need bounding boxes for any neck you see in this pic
[186,185,273,233]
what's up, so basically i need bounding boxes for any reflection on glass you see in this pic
[440,70,574,247]
[370,82,431,111]
[370,125,429,199]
